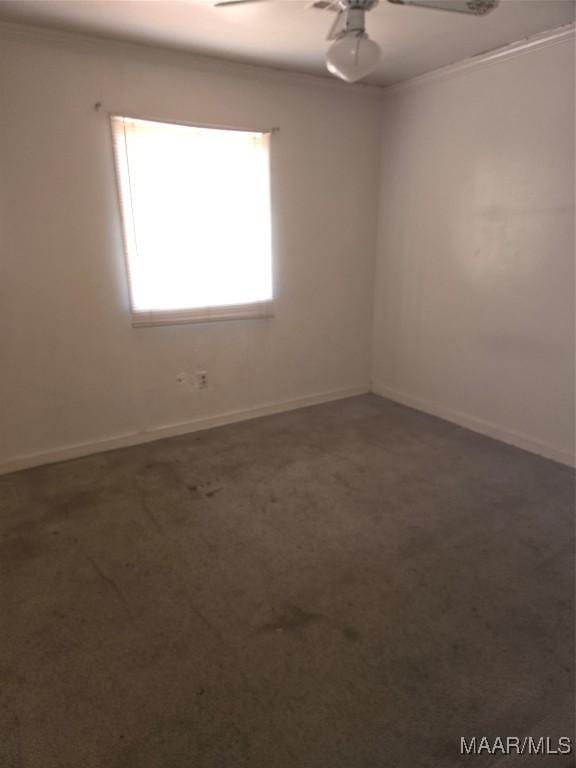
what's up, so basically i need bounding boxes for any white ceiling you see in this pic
[0,0,573,86]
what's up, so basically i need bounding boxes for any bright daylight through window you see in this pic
[111,116,274,326]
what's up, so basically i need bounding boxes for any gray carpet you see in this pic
[1,395,574,767]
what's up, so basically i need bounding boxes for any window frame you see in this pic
[110,113,276,328]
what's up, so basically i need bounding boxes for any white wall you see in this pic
[1,25,573,473]
[372,36,575,466]
[0,25,381,472]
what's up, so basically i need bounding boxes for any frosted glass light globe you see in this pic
[326,33,381,83]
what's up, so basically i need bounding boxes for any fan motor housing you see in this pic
[340,0,379,9]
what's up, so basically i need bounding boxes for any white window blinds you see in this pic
[111,116,274,326]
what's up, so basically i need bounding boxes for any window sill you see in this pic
[131,301,274,327]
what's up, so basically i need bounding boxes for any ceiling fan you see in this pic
[213,0,499,83]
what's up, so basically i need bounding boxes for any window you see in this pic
[111,116,274,326]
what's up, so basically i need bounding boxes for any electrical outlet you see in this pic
[197,370,208,389]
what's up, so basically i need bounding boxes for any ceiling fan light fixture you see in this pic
[326,31,380,82]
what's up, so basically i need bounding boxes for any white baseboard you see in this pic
[0,385,368,476]
[372,380,575,468]
[4,382,572,475]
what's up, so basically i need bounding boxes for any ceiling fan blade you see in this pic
[310,0,342,10]
[215,0,270,6]
[387,0,498,15]
[327,9,346,40]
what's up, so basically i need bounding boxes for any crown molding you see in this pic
[0,19,383,98]
[0,17,573,99]
[382,23,575,95]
